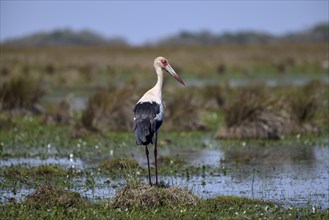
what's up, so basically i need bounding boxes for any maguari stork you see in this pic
[133,57,185,186]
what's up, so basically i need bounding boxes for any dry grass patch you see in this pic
[111,184,197,209]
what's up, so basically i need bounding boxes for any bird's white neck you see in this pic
[137,65,164,104]
[153,65,164,97]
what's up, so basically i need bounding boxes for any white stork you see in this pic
[133,56,185,186]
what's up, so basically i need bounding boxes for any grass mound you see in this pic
[25,184,82,208]
[111,184,197,209]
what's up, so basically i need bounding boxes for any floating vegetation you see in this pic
[98,157,139,171]
[111,184,197,209]
[158,155,187,166]
[2,165,67,180]
[24,184,82,208]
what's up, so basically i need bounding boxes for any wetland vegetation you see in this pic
[0,43,328,219]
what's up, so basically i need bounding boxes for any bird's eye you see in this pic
[161,60,168,66]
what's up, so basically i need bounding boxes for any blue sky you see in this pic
[1,1,328,45]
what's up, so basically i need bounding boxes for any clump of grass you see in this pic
[98,157,139,171]
[24,184,82,208]
[111,184,197,209]
[286,81,322,133]
[216,83,324,139]
[164,89,206,131]
[215,85,285,139]
[72,86,138,135]
[43,98,74,125]
[224,85,270,128]
[0,75,45,113]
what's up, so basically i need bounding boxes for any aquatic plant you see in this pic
[157,155,187,166]
[3,165,67,179]
[98,157,139,171]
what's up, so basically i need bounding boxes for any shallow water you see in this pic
[1,143,328,208]
[189,74,329,88]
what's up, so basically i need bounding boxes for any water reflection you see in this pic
[221,144,316,166]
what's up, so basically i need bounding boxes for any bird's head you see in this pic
[154,56,185,86]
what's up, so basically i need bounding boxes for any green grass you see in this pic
[1,194,327,219]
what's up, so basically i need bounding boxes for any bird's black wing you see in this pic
[133,102,160,145]
[133,102,160,121]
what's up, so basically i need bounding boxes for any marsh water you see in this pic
[1,136,328,209]
[1,73,328,209]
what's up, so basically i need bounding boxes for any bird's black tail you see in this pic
[133,119,154,145]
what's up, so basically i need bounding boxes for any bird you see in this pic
[133,56,185,186]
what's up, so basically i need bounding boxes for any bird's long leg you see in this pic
[145,145,152,186]
[154,132,158,186]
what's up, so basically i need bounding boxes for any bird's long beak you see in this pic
[164,64,185,86]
